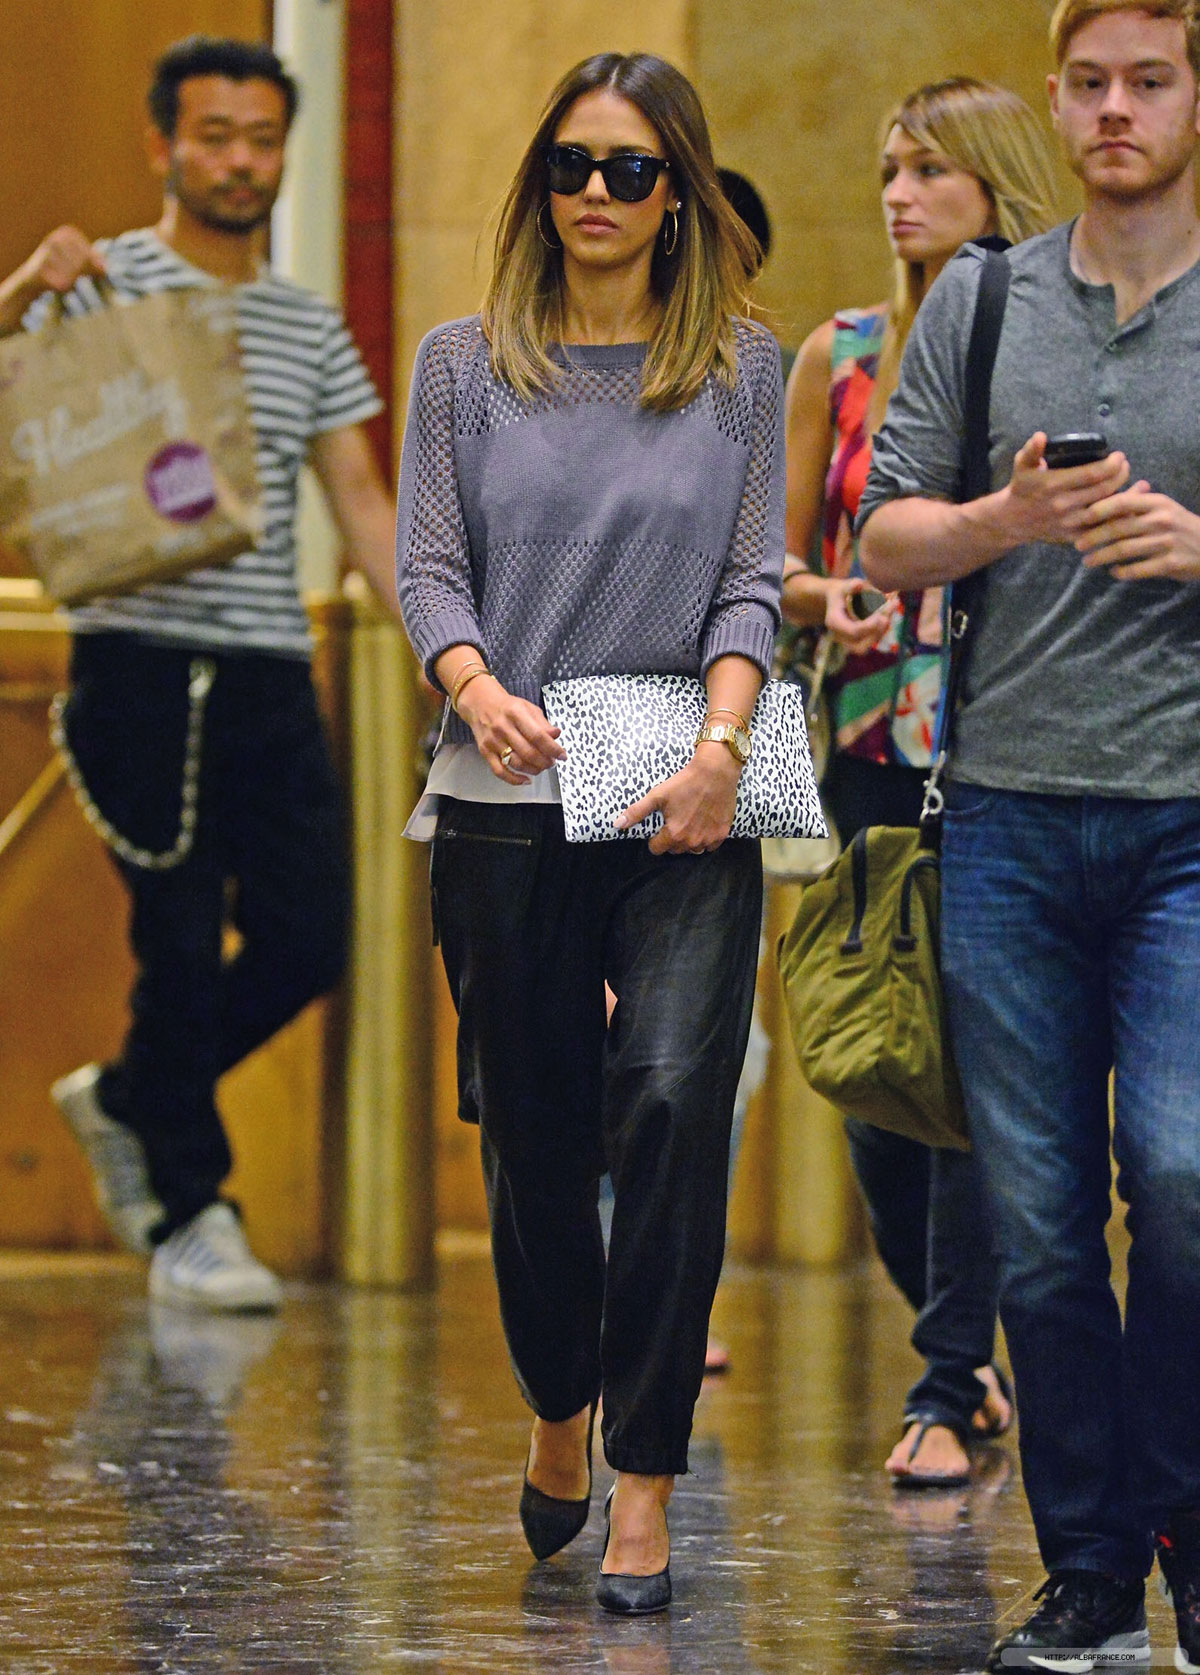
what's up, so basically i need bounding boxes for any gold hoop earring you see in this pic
[537,203,561,250]
[662,209,679,257]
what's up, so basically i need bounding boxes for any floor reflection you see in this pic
[0,1249,1148,1673]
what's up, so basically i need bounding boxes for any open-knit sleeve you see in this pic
[395,321,486,686]
[699,320,785,680]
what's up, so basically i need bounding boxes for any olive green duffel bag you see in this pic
[776,825,969,1152]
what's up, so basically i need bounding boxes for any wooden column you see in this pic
[339,584,435,1288]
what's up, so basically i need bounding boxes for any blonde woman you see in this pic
[396,53,781,1612]
[782,78,1056,1488]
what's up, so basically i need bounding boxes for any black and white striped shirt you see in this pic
[28,229,381,658]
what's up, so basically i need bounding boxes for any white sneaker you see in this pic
[149,1203,283,1313]
[51,1064,163,1253]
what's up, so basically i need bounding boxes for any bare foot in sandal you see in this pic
[971,1363,1014,1437]
[886,1418,971,1487]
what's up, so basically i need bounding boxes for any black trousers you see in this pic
[432,798,762,1475]
[65,634,350,1233]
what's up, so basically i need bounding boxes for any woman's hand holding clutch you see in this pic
[616,745,741,856]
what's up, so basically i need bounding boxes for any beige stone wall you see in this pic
[0,0,270,284]
[393,0,1080,418]
[394,0,692,412]
[693,0,1077,351]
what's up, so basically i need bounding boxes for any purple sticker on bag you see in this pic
[144,441,217,523]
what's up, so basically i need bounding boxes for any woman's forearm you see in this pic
[703,653,763,728]
[433,643,495,707]
[782,566,836,628]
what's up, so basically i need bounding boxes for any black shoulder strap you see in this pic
[962,240,1011,502]
[920,241,1010,837]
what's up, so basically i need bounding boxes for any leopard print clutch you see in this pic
[542,675,827,844]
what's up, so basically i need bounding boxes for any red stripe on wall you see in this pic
[344,0,394,481]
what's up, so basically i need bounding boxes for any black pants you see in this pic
[432,798,762,1475]
[824,751,999,1432]
[65,634,350,1234]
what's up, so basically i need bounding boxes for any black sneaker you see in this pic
[1156,1512,1200,1674]
[983,1569,1149,1671]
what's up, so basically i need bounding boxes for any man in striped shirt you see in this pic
[0,36,399,1311]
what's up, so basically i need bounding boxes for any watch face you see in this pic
[697,722,752,763]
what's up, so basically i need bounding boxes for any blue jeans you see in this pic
[844,1119,997,1430]
[942,784,1200,1580]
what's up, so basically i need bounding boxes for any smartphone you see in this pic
[1043,432,1109,469]
[848,587,889,620]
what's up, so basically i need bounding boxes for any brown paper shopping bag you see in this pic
[0,286,262,604]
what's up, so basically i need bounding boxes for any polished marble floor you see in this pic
[0,1242,1166,1674]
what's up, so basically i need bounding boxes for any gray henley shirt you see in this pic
[395,315,784,747]
[857,221,1200,799]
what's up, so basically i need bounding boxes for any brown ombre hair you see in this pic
[482,53,761,413]
[869,77,1058,432]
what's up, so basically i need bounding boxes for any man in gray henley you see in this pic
[857,2,1200,1669]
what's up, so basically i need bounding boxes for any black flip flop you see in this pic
[889,1416,972,1491]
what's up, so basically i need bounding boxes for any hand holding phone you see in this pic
[847,586,890,621]
[1005,429,1129,551]
[1043,432,1109,469]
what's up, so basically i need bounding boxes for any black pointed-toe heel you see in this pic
[595,1485,672,1615]
[520,1401,597,1561]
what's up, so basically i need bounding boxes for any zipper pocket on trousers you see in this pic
[438,827,534,847]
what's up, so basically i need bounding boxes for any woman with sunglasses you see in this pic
[396,54,779,1612]
[783,77,1056,1488]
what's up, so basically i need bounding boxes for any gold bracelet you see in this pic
[705,707,749,732]
[449,661,489,714]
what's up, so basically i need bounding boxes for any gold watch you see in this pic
[695,721,752,765]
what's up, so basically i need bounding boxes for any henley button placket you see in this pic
[1096,336,1121,428]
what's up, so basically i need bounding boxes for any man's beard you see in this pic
[1073,131,1196,201]
[167,165,278,235]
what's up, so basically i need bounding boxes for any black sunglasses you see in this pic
[545,144,671,204]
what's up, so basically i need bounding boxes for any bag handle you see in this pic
[839,827,942,955]
[895,852,939,952]
[920,240,1011,835]
[43,274,116,329]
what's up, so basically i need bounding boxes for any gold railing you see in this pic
[0,757,66,866]
[0,583,70,868]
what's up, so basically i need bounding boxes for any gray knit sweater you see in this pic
[395,315,785,745]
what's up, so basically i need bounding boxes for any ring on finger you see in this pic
[500,745,515,769]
